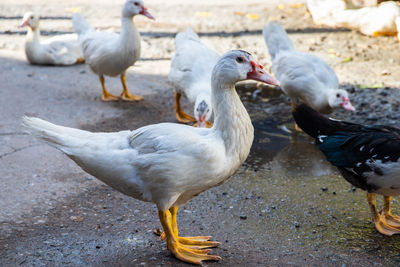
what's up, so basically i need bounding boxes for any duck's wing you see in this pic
[129,122,211,154]
[264,21,339,101]
[77,30,119,63]
[301,52,338,88]
[319,125,400,192]
[169,28,220,98]
[42,34,82,65]
[274,51,338,90]
[127,123,226,204]
[293,103,400,192]
[72,13,119,63]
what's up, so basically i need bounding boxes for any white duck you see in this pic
[72,0,154,101]
[307,0,400,37]
[169,28,220,128]
[263,21,355,117]
[20,12,83,66]
[23,50,279,265]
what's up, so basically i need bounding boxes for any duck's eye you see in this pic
[30,16,34,19]
[134,2,139,6]
[236,57,244,63]
[336,93,340,98]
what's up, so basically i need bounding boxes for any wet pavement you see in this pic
[2,0,400,266]
[3,82,400,266]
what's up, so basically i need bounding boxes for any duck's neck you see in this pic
[26,27,40,44]
[316,89,335,114]
[212,80,254,163]
[119,16,141,55]
[304,88,332,114]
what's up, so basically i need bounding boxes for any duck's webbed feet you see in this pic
[367,193,400,236]
[120,74,143,101]
[158,207,221,265]
[99,75,119,101]
[380,196,400,228]
[193,121,213,128]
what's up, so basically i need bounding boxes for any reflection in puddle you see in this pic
[236,81,336,177]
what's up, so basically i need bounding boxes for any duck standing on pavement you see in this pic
[23,50,280,264]
[73,0,154,101]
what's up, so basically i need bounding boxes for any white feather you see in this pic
[364,159,400,196]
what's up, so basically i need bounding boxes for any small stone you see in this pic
[321,187,328,192]
[153,229,162,236]
[294,221,300,228]
[70,215,84,222]
[240,215,247,220]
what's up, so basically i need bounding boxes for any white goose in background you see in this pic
[169,28,220,128]
[19,12,83,66]
[23,50,279,265]
[263,21,355,130]
[307,0,400,38]
[72,0,154,102]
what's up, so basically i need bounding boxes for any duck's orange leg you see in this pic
[174,91,196,124]
[120,74,143,101]
[158,208,221,265]
[380,196,400,227]
[99,75,119,101]
[367,193,400,236]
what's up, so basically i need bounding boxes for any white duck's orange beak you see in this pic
[19,18,30,28]
[247,61,280,87]
[140,6,155,20]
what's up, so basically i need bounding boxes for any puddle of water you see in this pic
[236,81,336,177]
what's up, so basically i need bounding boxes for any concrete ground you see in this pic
[1,0,400,266]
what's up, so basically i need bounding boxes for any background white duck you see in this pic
[20,12,83,66]
[23,50,279,265]
[169,28,220,128]
[263,21,355,118]
[307,0,400,38]
[72,0,154,101]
